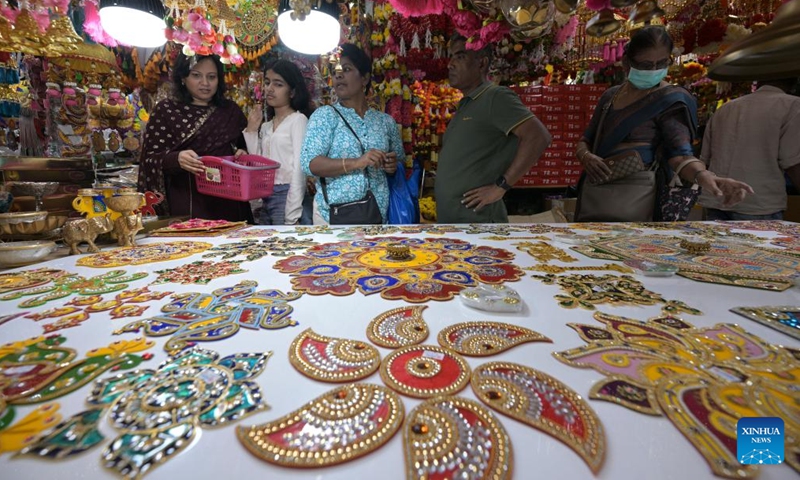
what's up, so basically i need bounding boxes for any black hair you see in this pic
[338,43,372,93]
[624,26,674,61]
[758,77,799,93]
[448,33,492,72]
[264,59,315,118]
[171,53,227,106]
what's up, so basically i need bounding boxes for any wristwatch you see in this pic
[495,175,512,191]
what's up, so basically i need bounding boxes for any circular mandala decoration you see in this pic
[274,237,523,302]
[380,345,471,398]
[76,242,212,268]
[238,0,278,48]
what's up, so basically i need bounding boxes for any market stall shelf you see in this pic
[274,237,524,302]
[573,235,800,291]
[554,311,800,478]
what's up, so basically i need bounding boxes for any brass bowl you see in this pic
[105,193,143,213]
[679,238,711,255]
[0,240,57,267]
[0,211,48,225]
[0,215,68,235]
[386,243,412,261]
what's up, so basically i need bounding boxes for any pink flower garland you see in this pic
[387,0,444,17]
[83,0,123,47]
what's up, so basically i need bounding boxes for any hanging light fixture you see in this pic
[99,0,167,48]
[277,0,341,55]
[586,9,622,37]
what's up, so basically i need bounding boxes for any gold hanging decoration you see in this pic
[43,16,82,57]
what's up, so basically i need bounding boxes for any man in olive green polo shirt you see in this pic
[435,34,551,223]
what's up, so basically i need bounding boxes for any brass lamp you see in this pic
[586,8,622,37]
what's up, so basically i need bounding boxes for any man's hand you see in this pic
[462,184,506,212]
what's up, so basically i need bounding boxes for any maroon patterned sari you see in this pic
[137,98,251,221]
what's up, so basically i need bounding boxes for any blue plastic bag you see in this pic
[387,161,420,224]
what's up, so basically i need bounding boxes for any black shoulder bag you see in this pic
[320,107,383,225]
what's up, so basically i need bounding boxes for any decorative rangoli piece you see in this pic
[1,270,148,308]
[404,396,512,480]
[274,237,524,302]
[0,312,27,327]
[471,362,606,474]
[573,234,800,291]
[280,225,339,236]
[524,263,634,274]
[0,403,61,453]
[115,281,301,354]
[771,236,800,252]
[531,273,702,314]
[0,268,71,294]
[76,241,212,268]
[225,227,278,238]
[80,347,271,479]
[289,329,381,382]
[513,241,578,263]
[202,237,318,261]
[237,383,403,467]
[343,225,402,236]
[437,321,551,356]
[720,220,800,237]
[0,335,154,406]
[152,260,247,285]
[459,284,523,313]
[554,311,800,478]
[730,306,800,340]
[366,306,429,348]
[19,408,105,458]
[149,219,247,237]
[380,345,471,398]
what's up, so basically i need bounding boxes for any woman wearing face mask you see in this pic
[574,26,753,222]
[243,59,313,225]
[138,53,252,221]
[300,43,402,225]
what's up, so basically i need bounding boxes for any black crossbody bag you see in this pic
[320,107,383,225]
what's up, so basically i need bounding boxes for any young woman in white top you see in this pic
[244,59,313,224]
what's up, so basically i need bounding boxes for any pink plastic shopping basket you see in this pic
[195,155,280,201]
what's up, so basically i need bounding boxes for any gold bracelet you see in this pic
[578,150,589,162]
[342,158,348,174]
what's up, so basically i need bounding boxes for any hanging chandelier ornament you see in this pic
[586,8,622,37]
[166,1,245,65]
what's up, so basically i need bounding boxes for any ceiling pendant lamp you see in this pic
[277,0,341,55]
[99,0,167,48]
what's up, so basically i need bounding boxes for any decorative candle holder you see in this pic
[386,243,412,261]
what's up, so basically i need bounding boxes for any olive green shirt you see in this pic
[435,82,534,223]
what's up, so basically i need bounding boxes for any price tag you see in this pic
[422,350,445,361]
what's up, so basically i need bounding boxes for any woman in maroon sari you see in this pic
[137,53,252,221]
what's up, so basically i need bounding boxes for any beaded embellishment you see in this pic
[404,396,513,480]
[471,362,606,473]
[729,305,800,340]
[366,306,429,348]
[380,345,471,398]
[437,322,551,356]
[237,383,404,467]
[289,329,381,382]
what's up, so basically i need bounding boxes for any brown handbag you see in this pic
[590,150,646,185]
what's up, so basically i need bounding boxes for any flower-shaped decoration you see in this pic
[274,237,524,302]
[166,6,244,65]
[20,346,271,478]
[554,311,800,478]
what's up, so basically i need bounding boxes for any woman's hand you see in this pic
[355,149,385,171]
[697,172,754,208]
[178,150,206,175]
[234,149,247,159]
[382,152,398,175]
[581,152,612,184]
[246,104,262,133]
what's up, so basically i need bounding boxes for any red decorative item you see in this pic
[387,0,444,17]
[379,344,471,398]
[697,18,727,47]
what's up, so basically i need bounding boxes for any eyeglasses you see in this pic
[629,57,671,70]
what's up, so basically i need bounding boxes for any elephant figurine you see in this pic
[114,212,143,247]
[63,214,115,255]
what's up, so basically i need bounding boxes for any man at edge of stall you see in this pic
[435,34,552,224]
[699,77,800,220]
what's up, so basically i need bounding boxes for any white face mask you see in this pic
[627,67,668,89]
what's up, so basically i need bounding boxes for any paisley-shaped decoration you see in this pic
[237,383,404,467]
[0,403,61,453]
[366,305,429,348]
[437,321,551,356]
[657,375,757,479]
[471,362,606,474]
[289,328,381,382]
[19,408,105,458]
[380,345,471,398]
[404,396,513,480]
